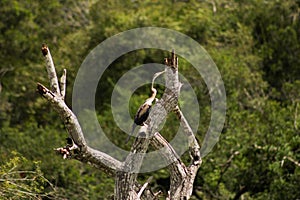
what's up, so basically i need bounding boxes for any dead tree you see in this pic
[37,44,202,199]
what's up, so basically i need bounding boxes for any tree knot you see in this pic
[41,44,48,56]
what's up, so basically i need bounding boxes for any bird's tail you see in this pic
[125,123,137,144]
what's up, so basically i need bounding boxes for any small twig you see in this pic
[253,144,278,151]
[2,171,36,176]
[294,102,299,130]
[6,187,41,198]
[1,166,17,178]
[0,68,11,76]
[211,0,217,13]
[194,186,222,200]
[60,69,67,98]
[164,49,178,70]
[221,151,240,168]
[281,156,300,167]
[137,176,153,199]
[66,137,78,150]
[153,190,162,197]
[216,151,240,189]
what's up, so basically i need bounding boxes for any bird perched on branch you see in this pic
[125,87,157,144]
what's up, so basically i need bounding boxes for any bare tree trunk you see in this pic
[37,45,202,199]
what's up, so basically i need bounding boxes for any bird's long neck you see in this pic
[145,89,157,105]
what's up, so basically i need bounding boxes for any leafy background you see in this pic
[0,0,299,199]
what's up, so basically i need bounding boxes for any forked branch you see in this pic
[38,44,202,200]
[37,44,121,176]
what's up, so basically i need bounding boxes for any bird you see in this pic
[125,87,157,144]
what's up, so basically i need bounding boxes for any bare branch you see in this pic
[38,45,123,176]
[173,106,202,166]
[41,44,60,94]
[37,83,122,175]
[151,132,181,165]
[37,83,86,148]
[151,132,188,199]
[78,146,122,174]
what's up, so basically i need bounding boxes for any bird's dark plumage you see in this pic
[125,88,157,144]
[134,104,151,125]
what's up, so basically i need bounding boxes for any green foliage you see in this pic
[1,0,299,199]
[0,151,55,199]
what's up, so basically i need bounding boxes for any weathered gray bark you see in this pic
[38,45,202,199]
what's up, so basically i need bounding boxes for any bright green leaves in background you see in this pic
[0,0,299,199]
